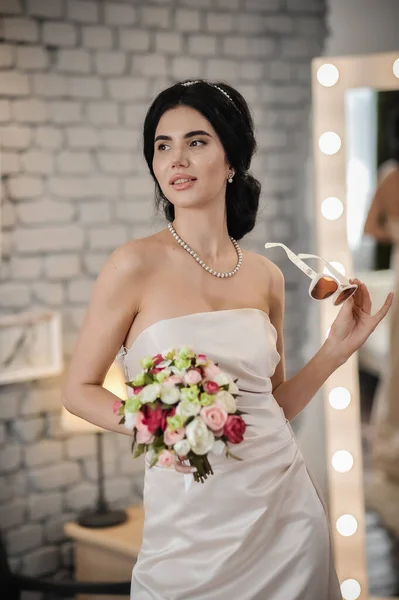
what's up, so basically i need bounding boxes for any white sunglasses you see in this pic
[264,243,358,306]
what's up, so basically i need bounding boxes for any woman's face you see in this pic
[152,105,233,211]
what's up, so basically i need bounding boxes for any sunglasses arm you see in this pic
[265,243,317,280]
[297,253,352,286]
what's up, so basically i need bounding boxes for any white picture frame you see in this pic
[0,309,63,385]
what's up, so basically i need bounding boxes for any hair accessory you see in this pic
[181,81,235,106]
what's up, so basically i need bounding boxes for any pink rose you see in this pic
[157,449,176,468]
[163,375,183,387]
[204,381,219,394]
[136,427,154,444]
[223,416,246,444]
[184,368,202,385]
[163,427,185,446]
[196,353,208,366]
[135,410,149,432]
[133,386,143,396]
[112,400,122,415]
[200,405,228,432]
[204,364,221,379]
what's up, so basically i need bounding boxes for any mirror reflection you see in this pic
[346,87,399,597]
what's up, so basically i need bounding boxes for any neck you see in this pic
[171,211,234,263]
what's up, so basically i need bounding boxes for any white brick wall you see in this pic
[0,0,327,579]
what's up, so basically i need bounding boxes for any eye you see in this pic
[157,143,170,151]
[190,139,205,147]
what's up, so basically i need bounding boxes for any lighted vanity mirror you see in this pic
[312,51,399,600]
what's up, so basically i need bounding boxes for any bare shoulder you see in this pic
[244,249,284,287]
[105,231,165,281]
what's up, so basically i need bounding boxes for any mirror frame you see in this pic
[311,51,399,600]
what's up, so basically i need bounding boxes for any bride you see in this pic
[62,79,393,600]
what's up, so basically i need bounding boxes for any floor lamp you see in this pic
[61,360,128,528]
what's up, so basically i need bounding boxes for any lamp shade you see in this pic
[61,360,127,434]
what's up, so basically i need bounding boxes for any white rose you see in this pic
[124,412,136,431]
[140,383,161,404]
[214,372,230,387]
[174,439,191,457]
[176,399,201,419]
[215,390,237,414]
[157,360,172,369]
[170,366,186,377]
[160,385,180,405]
[185,417,215,455]
[227,377,239,395]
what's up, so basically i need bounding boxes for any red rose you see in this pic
[133,386,143,396]
[161,406,176,432]
[152,353,164,367]
[223,416,246,444]
[149,368,163,375]
[141,402,163,434]
[204,381,219,394]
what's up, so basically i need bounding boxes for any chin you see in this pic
[168,192,208,209]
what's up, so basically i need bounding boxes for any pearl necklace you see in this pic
[168,222,243,278]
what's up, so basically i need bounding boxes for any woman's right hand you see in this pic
[174,455,197,475]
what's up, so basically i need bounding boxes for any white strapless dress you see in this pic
[122,308,341,600]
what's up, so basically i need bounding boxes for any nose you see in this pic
[170,147,189,169]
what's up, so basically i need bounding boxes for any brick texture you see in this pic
[0,0,327,578]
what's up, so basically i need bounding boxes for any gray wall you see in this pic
[326,0,399,56]
[0,0,327,579]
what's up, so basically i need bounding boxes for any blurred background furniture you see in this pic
[64,504,144,600]
[61,360,129,529]
[0,528,131,600]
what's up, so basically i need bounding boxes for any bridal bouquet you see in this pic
[113,346,247,484]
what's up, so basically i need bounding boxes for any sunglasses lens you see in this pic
[334,286,357,306]
[311,277,338,300]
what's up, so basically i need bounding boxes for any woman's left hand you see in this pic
[328,278,394,363]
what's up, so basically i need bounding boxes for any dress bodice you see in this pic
[128,311,341,600]
[121,308,281,397]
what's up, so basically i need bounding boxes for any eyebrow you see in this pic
[154,130,212,143]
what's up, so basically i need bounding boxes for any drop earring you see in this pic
[228,172,234,183]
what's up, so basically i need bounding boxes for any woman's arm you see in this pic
[267,262,341,421]
[268,264,392,421]
[62,241,146,435]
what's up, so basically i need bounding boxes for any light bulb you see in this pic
[317,63,339,87]
[321,197,344,220]
[319,132,341,155]
[336,514,358,536]
[341,579,361,600]
[332,450,354,473]
[329,387,351,410]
